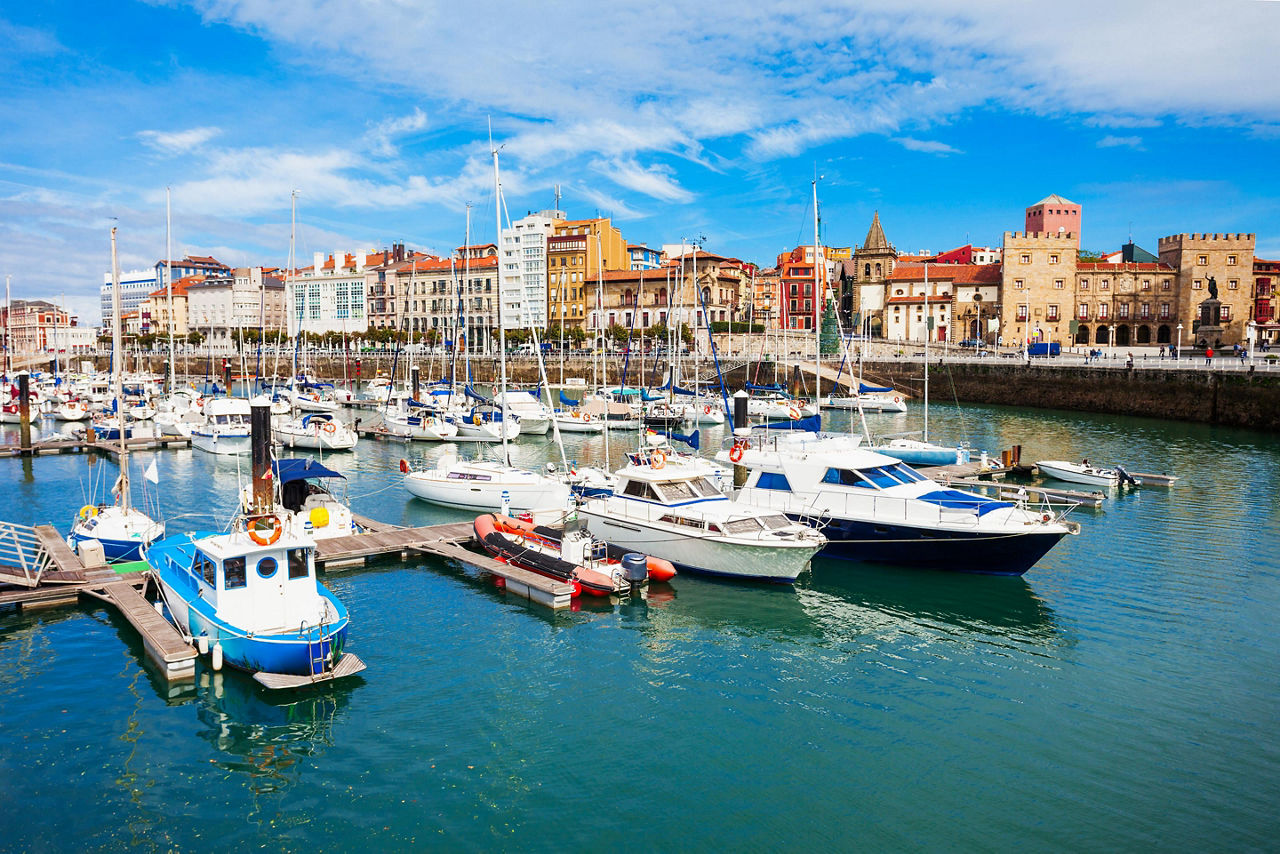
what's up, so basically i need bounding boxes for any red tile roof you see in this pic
[888,263,1002,284]
[1077,262,1174,272]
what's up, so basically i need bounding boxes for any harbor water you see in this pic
[1,400,1278,850]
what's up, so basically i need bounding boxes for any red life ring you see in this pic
[787,406,801,420]
[582,412,591,422]
[320,421,337,433]
[893,396,900,404]
[703,405,712,415]
[247,514,283,546]
[729,444,744,463]
[650,449,667,469]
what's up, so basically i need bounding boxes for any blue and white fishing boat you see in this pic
[149,517,364,684]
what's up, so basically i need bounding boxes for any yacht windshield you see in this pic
[724,518,763,534]
[760,514,793,530]
[690,477,724,498]
[655,480,698,502]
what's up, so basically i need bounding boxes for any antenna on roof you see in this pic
[554,184,561,211]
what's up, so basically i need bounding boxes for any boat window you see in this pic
[658,513,703,529]
[724,518,763,534]
[257,556,278,579]
[821,468,866,486]
[287,548,309,579]
[760,515,793,530]
[691,477,723,497]
[656,481,697,502]
[889,463,927,483]
[755,472,792,492]
[223,556,247,590]
[859,467,904,489]
[623,480,649,498]
[196,551,217,587]
[707,522,724,533]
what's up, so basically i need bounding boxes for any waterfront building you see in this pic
[100,268,161,332]
[627,243,662,270]
[453,244,499,352]
[1158,232,1256,347]
[883,264,1001,343]
[500,210,563,330]
[935,244,1003,265]
[138,275,197,339]
[1024,194,1081,242]
[999,230,1079,347]
[753,267,779,329]
[362,244,416,331]
[188,267,285,347]
[3,299,95,353]
[547,218,627,332]
[287,251,374,338]
[1073,260,1177,346]
[1254,257,1278,345]
[776,245,830,331]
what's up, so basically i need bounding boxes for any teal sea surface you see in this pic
[1,401,1277,851]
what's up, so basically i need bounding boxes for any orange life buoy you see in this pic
[650,449,667,469]
[247,514,283,546]
[893,396,900,404]
[729,444,744,463]
[320,420,337,433]
[787,406,801,420]
[582,412,591,422]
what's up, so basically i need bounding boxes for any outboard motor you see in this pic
[621,553,649,596]
[1115,465,1138,487]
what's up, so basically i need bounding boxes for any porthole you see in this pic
[257,556,278,579]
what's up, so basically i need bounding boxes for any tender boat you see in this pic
[275,412,359,451]
[149,518,364,683]
[473,513,675,597]
[873,437,970,468]
[402,452,572,515]
[191,397,252,455]
[576,443,826,582]
[1036,459,1135,488]
[822,383,908,413]
[720,435,1077,575]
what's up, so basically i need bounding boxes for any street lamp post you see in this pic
[1177,323,1184,363]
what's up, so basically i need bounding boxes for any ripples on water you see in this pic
[1,401,1278,850]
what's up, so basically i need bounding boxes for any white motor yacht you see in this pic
[403,451,572,515]
[191,397,252,455]
[275,411,358,451]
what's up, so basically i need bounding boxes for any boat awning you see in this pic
[858,383,894,394]
[916,489,1009,516]
[273,458,345,483]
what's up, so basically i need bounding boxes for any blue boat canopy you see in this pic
[273,458,345,483]
[916,489,1010,517]
[858,383,894,394]
[559,390,581,407]
[745,382,786,393]
[750,414,821,433]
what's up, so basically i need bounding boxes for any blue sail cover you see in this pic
[559,390,581,407]
[464,384,491,404]
[273,458,344,483]
[664,429,700,450]
[745,382,786,393]
[299,412,333,427]
[641,389,664,402]
[859,383,894,394]
[670,384,695,397]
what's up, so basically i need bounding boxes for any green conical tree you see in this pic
[819,301,840,356]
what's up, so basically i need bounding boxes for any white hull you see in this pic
[277,428,358,451]
[578,508,818,581]
[191,430,252,455]
[1035,460,1120,487]
[822,394,908,413]
[404,469,571,513]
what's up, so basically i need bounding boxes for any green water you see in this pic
[1,402,1278,851]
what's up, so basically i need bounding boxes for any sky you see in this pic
[2,0,1279,324]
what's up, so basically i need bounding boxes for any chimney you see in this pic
[313,251,323,272]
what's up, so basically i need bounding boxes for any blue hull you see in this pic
[69,531,147,563]
[187,606,349,676]
[798,515,1065,576]
[876,448,967,467]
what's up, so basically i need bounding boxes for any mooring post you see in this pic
[17,372,31,452]
[222,358,232,395]
[411,363,420,402]
[733,389,749,489]
[250,397,273,515]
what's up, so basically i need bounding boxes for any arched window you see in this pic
[1076,325,1090,344]
[1157,324,1171,344]
[864,263,871,277]
[874,263,882,277]
[1136,325,1151,344]
[624,289,633,307]
[1095,325,1109,344]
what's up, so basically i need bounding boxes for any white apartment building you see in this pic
[100,269,158,331]
[500,209,563,329]
[286,251,371,338]
[188,267,286,347]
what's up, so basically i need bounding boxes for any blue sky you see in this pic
[2,0,1279,323]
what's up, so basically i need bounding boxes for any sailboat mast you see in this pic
[110,228,130,513]
[493,142,510,465]
[4,274,10,379]
[923,261,930,443]
[812,178,821,407]
[165,188,175,392]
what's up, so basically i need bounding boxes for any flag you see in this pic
[144,459,159,485]
[261,468,273,480]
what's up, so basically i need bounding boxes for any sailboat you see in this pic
[402,137,569,516]
[67,228,165,562]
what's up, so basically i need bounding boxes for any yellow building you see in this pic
[547,218,627,330]
[1157,232,1256,346]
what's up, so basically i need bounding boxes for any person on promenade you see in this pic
[1126,352,1134,369]
[1205,346,1214,365]
[1159,345,1166,359]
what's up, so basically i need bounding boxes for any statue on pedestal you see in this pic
[1207,275,1219,300]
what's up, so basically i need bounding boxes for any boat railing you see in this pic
[0,521,55,587]
[747,488,987,529]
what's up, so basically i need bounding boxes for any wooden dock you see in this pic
[81,580,197,681]
[319,515,575,609]
[942,476,1106,509]
[1,435,191,458]
[922,459,1012,480]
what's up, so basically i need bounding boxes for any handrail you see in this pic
[0,521,54,586]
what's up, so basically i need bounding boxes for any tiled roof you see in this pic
[1077,262,1174,272]
[1031,193,1076,207]
[888,263,1002,284]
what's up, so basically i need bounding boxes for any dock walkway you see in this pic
[81,580,196,681]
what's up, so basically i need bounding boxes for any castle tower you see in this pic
[1025,195,1081,244]
[1158,233,1256,346]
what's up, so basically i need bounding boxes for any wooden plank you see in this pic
[416,540,574,609]
[252,653,367,690]
[33,525,84,576]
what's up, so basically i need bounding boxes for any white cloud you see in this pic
[590,158,694,204]
[365,108,428,158]
[138,127,221,154]
[893,137,963,155]
[1097,135,1144,150]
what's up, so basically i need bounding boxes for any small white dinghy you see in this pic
[1035,459,1137,488]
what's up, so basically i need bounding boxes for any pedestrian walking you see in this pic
[1159,345,1166,359]
[1205,346,1214,365]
